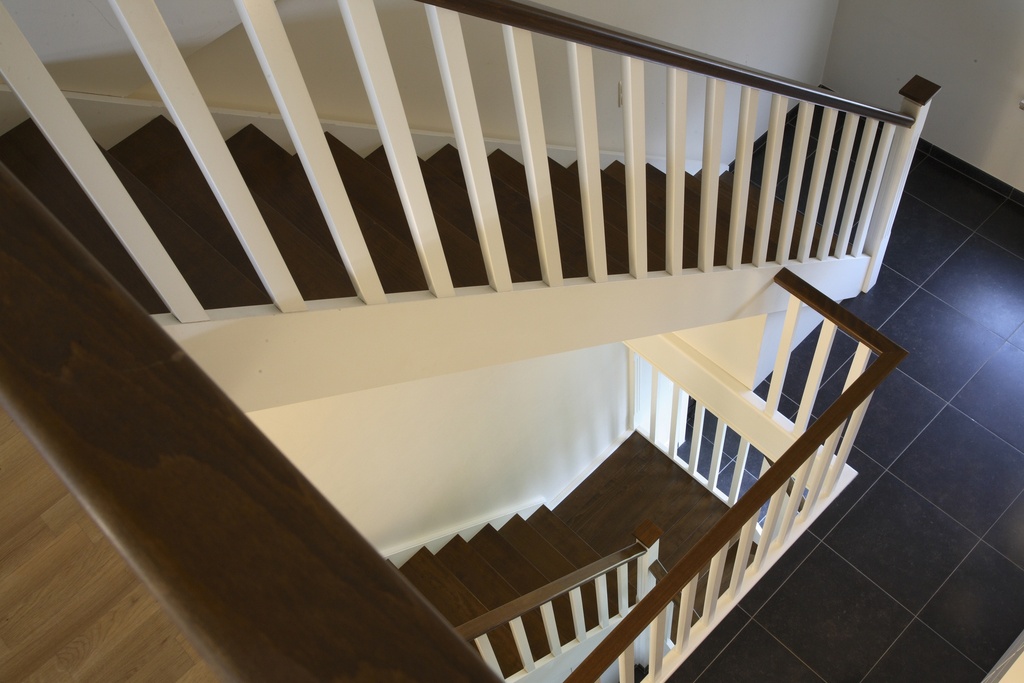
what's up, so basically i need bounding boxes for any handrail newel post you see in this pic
[861,75,941,292]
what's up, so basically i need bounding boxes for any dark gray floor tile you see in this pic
[884,195,972,284]
[891,406,1024,536]
[1011,323,1024,351]
[739,528,819,616]
[694,620,823,682]
[825,473,976,612]
[978,199,1024,259]
[853,368,945,467]
[808,447,884,539]
[905,156,1006,230]
[862,619,985,683]
[920,542,1024,670]
[842,264,918,329]
[667,607,749,683]
[985,492,1024,571]
[880,289,1002,399]
[755,544,913,682]
[953,343,1024,452]
[925,235,1024,338]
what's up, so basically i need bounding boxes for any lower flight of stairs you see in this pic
[392,432,730,679]
[0,114,810,316]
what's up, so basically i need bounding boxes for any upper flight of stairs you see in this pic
[0,114,818,316]
[393,432,730,678]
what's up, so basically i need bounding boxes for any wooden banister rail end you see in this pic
[899,75,942,106]
[633,519,663,548]
[0,165,500,682]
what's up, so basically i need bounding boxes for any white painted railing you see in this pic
[0,0,936,324]
[569,268,906,683]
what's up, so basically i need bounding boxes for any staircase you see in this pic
[1,114,809,316]
[393,431,729,680]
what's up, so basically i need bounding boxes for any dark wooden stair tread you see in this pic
[436,536,551,663]
[109,116,270,296]
[104,149,271,310]
[398,548,521,676]
[363,146,491,289]
[0,120,169,314]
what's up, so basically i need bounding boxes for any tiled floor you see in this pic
[671,144,1024,681]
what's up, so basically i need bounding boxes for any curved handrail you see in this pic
[457,540,648,640]
[419,0,915,128]
[0,164,501,682]
[566,268,907,681]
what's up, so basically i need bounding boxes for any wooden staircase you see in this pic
[0,113,812,315]
[392,432,729,679]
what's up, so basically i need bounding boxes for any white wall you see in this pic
[824,0,1024,190]
[247,343,628,553]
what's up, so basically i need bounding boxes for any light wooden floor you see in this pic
[0,407,218,682]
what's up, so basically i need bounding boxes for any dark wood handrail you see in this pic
[0,164,501,682]
[457,540,648,640]
[419,0,915,128]
[566,269,907,681]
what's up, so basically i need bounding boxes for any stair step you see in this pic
[364,146,491,288]
[435,536,551,663]
[323,134,429,293]
[398,548,521,677]
[226,125,356,300]
[599,162,667,272]
[109,116,270,299]
[0,120,169,314]
[468,525,576,647]
[103,149,270,310]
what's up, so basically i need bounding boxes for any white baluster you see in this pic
[708,417,727,493]
[702,542,729,623]
[0,3,207,323]
[649,369,660,441]
[110,0,306,313]
[728,437,751,505]
[674,580,698,653]
[668,385,682,464]
[794,320,837,433]
[595,574,610,629]
[688,401,707,478]
[504,25,563,286]
[822,344,874,496]
[795,107,837,262]
[339,0,454,298]
[622,56,647,278]
[617,564,630,615]
[569,587,587,641]
[729,87,759,269]
[236,0,387,306]
[777,456,814,543]
[427,6,512,292]
[627,349,638,432]
[618,641,635,683]
[803,423,844,516]
[765,295,803,416]
[816,113,860,260]
[728,516,758,600]
[754,487,788,571]
[473,634,502,675]
[836,118,878,257]
[851,123,895,258]
[539,602,563,657]
[568,43,608,283]
[649,605,669,679]
[699,78,726,272]
[666,69,688,274]
[509,616,536,672]
[775,101,813,263]
[753,94,787,266]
